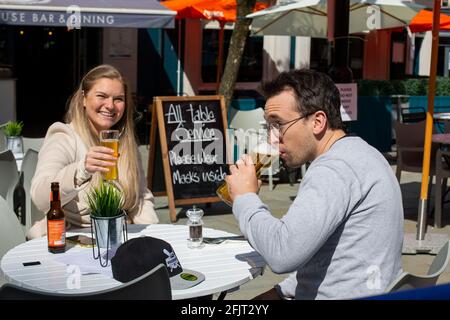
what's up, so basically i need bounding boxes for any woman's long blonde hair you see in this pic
[65,64,140,211]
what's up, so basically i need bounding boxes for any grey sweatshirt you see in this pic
[233,136,404,299]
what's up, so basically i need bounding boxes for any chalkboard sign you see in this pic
[147,102,166,195]
[148,96,229,222]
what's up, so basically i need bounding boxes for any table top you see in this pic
[432,133,450,145]
[0,224,265,299]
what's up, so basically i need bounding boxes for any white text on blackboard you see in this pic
[170,123,225,165]
[165,103,186,129]
[165,103,218,130]
[169,150,219,165]
[189,104,216,124]
[173,126,219,143]
[172,167,226,185]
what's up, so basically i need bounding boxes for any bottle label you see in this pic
[48,219,66,247]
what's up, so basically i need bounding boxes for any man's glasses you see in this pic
[268,112,314,141]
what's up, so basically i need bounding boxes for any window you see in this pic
[310,38,329,74]
[349,36,365,80]
[0,27,13,76]
[310,37,364,80]
[390,31,406,79]
[201,29,263,83]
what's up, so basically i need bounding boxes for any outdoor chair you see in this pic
[229,106,265,132]
[444,121,450,134]
[22,137,45,154]
[0,195,26,262]
[0,263,172,300]
[229,107,276,189]
[229,107,266,159]
[395,121,437,183]
[399,106,426,124]
[0,149,19,209]
[21,149,39,233]
[434,149,450,228]
[0,128,6,151]
[385,241,450,293]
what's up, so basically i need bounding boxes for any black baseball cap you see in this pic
[111,236,205,290]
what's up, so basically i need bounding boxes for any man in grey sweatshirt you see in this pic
[225,69,403,299]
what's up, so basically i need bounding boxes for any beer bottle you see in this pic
[47,182,66,253]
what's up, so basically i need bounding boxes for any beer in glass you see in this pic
[216,143,278,206]
[100,130,119,181]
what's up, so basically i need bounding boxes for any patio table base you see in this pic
[403,233,448,255]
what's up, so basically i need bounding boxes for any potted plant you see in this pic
[87,181,127,263]
[3,121,24,156]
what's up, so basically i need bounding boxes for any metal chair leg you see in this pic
[217,291,227,300]
[435,176,444,228]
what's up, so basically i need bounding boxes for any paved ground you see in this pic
[139,146,450,299]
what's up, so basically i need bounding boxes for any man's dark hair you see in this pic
[261,69,344,130]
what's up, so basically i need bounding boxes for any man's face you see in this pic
[264,90,315,168]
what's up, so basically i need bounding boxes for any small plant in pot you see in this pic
[87,181,127,266]
[3,121,24,156]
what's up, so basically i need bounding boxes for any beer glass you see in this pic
[216,127,278,206]
[100,130,119,181]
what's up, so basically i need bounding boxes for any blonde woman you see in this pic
[29,65,158,239]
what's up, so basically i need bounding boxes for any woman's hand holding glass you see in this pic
[84,146,117,175]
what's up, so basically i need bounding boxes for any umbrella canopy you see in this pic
[161,0,269,93]
[0,0,176,28]
[409,9,450,32]
[247,0,424,38]
[162,0,269,22]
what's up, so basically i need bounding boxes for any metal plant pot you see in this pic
[6,136,23,156]
[91,211,127,249]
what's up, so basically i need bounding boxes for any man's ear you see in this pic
[312,111,328,135]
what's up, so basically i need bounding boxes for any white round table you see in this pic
[0,224,265,299]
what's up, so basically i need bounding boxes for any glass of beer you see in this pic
[100,130,119,181]
[216,127,278,206]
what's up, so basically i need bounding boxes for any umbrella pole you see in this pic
[177,19,182,96]
[216,21,225,93]
[327,0,353,83]
[404,0,447,255]
[417,0,440,241]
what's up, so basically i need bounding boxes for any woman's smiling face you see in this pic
[83,77,125,135]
